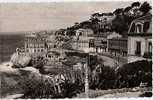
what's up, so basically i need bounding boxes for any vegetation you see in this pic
[2,1,152,98]
[53,1,151,38]
[116,60,152,88]
[143,52,152,59]
[111,2,152,35]
[20,76,55,98]
[89,60,152,90]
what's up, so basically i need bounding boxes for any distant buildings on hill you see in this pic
[22,12,152,64]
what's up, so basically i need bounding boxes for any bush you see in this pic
[19,75,55,99]
[143,52,152,59]
[89,60,152,90]
[90,65,117,89]
[116,60,152,88]
[59,80,84,98]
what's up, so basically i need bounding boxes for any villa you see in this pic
[128,13,152,63]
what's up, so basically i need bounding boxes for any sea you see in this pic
[0,34,25,63]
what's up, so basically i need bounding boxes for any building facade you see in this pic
[24,32,47,57]
[89,34,109,53]
[128,13,152,63]
[108,37,128,56]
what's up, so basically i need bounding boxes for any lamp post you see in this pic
[83,49,90,98]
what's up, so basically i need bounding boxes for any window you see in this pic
[148,42,152,52]
[41,49,43,52]
[143,22,150,32]
[136,24,142,33]
[34,49,36,53]
[135,41,141,55]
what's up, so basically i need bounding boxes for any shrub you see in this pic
[90,65,117,89]
[116,60,152,88]
[19,75,55,99]
[143,52,152,59]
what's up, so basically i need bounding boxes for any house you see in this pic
[128,13,152,63]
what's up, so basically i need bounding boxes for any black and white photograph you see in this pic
[0,0,152,99]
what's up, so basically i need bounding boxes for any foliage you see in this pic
[59,76,84,98]
[117,60,152,88]
[131,2,141,7]
[139,2,152,14]
[89,60,152,90]
[112,15,128,34]
[113,8,123,15]
[28,56,46,74]
[90,65,117,89]
[0,72,23,98]
[143,52,152,59]
[124,6,132,12]
[19,75,55,98]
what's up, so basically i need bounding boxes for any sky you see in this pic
[0,1,151,33]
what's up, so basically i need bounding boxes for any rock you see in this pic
[10,53,31,68]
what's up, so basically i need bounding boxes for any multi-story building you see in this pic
[88,32,127,56]
[89,33,110,53]
[24,32,47,57]
[108,37,128,56]
[128,13,152,63]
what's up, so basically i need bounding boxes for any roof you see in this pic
[133,13,152,22]
[128,13,152,34]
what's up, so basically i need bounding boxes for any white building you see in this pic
[128,13,152,63]
[24,32,47,57]
[72,28,94,52]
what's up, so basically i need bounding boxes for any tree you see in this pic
[113,8,123,15]
[124,6,132,13]
[139,2,152,14]
[123,6,135,26]
[117,60,152,88]
[112,14,128,35]
[131,2,141,8]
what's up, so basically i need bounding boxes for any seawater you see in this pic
[0,34,24,63]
